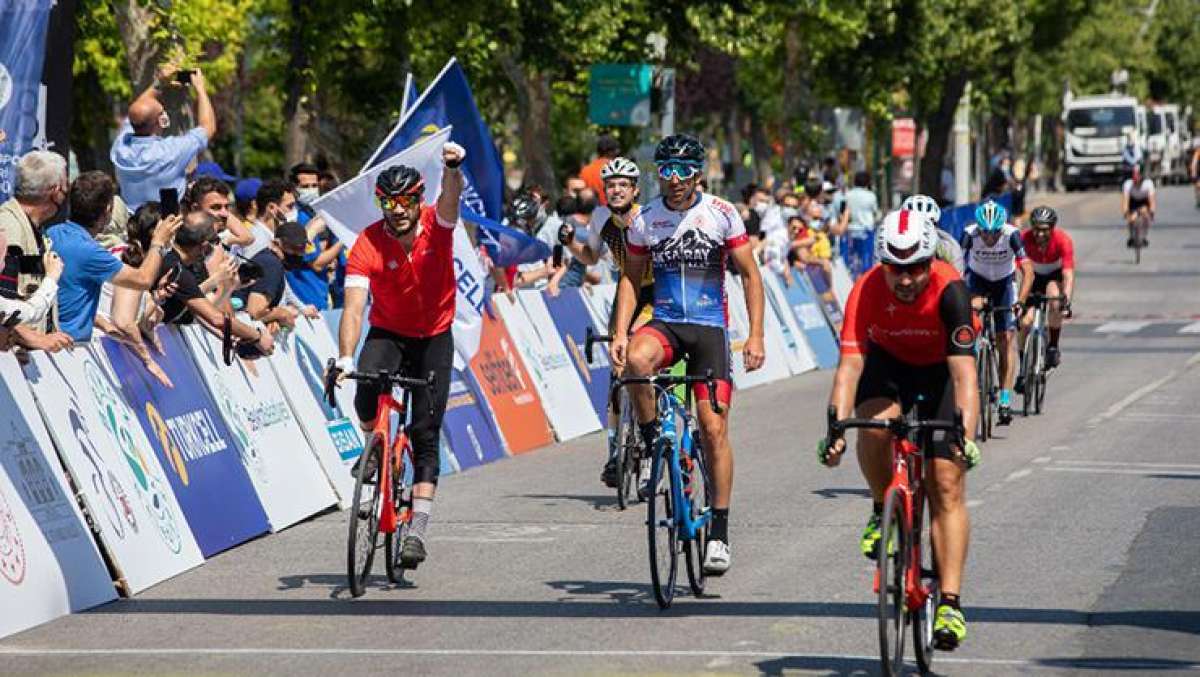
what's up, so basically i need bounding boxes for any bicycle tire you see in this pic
[877,489,910,676]
[987,343,999,437]
[347,434,383,598]
[683,438,709,597]
[646,439,678,609]
[1033,332,1047,415]
[911,486,940,674]
[976,342,991,442]
[384,447,412,584]
[1131,220,1142,265]
[1022,331,1039,417]
[615,389,631,511]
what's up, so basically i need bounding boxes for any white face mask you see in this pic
[284,207,299,223]
[753,202,770,216]
[296,187,319,204]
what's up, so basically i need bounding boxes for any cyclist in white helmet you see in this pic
[902,194,964,274]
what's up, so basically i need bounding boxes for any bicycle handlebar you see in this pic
[323,358,436,409]
[584,326,611,365]
[612,369,723,415]
[826,405,964,448]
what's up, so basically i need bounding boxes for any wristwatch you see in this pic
[157,244,172,257]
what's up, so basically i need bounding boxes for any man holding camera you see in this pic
[110,64,217,211]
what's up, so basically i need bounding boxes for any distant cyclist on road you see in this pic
[609,134,766,576]
[558,156,655,488]
[961,200,1032,425]
[328,142,466,570]
[1019,206,1074,373]
[1121,163,1155,248]
[817,208,980,651]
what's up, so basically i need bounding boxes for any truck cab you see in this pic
[1062,95,1145,190]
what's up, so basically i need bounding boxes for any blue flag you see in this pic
[0,0,54,203]
[463,206,550,268]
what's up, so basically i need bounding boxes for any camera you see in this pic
[175,69,194,86]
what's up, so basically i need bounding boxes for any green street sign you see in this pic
[589,63,653,127]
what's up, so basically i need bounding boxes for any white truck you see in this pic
[1147,103,1192,184]
[1062,94,1146,190]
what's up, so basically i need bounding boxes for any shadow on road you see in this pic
[755,654,918,676]
[1036,656,1200,671]
[517,493,621,511]
[276,573,413,599]
[810,488,872,500]
[545,579,654,604]
[753,654,1199,675]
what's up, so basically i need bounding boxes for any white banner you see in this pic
[517,289,602,439]
[761,267,818,375]
[181,326,337,530]
[581,282,616,331]
[24,346,203,594]
[0,354,116,638]
[269,315,361,508]
[832,257,853,309]
[725,272,790,389]
[493,292,600,441]
[452,227,487,364]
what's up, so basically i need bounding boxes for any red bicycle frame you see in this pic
[872,436,932,613]
[370,391,412,535]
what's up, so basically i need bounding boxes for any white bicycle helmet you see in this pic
[900,194,942,223]
[875,209,939,265]
[600,156,641,181]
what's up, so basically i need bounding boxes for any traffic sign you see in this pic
[589,64,653,127]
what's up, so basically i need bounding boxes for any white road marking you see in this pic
[966,499,984,508]
[1005,468,1033,482]
[1033,456,1053,464]
[1095,321,1151,334]
[1087,371,1178,427]
[1054,460,1200,470]
[1119,412,1200,421]
[1047,447,1069,453]
[1179,321,1200,334]
[1046,467,1200,478]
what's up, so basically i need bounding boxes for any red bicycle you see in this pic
[325,360,435,597]
[827,405,964,676]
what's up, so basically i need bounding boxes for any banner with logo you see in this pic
[803,265,844,332]
[99,331,270,557]
[0,0,54,203]
[831,258,853,310]
[541,288,610,423]
[180,325,337,530]
[760,267,818,375]
[496,292,600,441]
[724,273,790,389]
[465,306,553,454]
[287,314,365,466]
[23,346,203,593]
[441,364,506,469]
[0,353,115,638]
[580,283,616,330]
[778,269,839,369]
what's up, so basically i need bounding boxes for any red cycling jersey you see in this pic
[841,260,977,367]
[1021,228,1074,276]
[345,205,456,338]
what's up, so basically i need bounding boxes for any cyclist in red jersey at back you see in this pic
[816,209,981,651]
[1019,205,1074,370]
[327,141,466,571]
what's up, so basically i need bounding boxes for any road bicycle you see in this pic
[1019,294,1066,417]
[826,405,965,676]
[1127,209,1151,264]
[584,328,644,510]
[324,360,435,597]
[973,299,1000,442]
[610,370,721,609]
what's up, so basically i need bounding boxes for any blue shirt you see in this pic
[109,120,209,210]
[285,239,330,310]
[46,221,124,341]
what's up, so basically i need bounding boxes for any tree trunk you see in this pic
[919,70,970,204]
[748,108,773,186]
[112,0,158,92]
[283,0,312,168]
[497,52,555,193]
[781,15,806,174]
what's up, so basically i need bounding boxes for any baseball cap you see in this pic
[194,161,237,182]
[234,177,262,203]
[275,221,309,248]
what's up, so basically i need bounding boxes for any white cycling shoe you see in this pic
[703,539,731,576]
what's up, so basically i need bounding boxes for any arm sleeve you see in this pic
[0,276,56,324]
[1010,231,1027,261]
[839,279,868,356]
[86,245,126,283]
[939,280,977,357]
[721,201,750,249]
[585,210,607,253]
[344,235,376,289]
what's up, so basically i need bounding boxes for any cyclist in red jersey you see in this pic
[1019,206,1074,370]
[328,142,466,569]
[817,209,980,650]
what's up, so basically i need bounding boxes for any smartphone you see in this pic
[160,187,180,216]
[236,255,264,285]
[552,244,563,268]
[175,69,194,86]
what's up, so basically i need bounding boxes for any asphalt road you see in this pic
[4,186,1200,676]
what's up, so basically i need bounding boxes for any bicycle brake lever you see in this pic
[585,326,595,364]
[323,358,339,409]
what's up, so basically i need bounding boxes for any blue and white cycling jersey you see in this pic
[627,192,750,328]
[960,224,1026,283]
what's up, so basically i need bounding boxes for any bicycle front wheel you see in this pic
[347,434,383,598]
[384,448,412,584]
[877,489,910,677]
[616,389,637,510]
[683,442,710,597]
[1022,331,1039,417]
[911,488,940,674]
[976,342,992,442]
[646,441,678,609]
[1034,333,1048,415]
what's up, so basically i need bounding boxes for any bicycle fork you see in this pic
[872,440,932,613]
[378,432,409,534]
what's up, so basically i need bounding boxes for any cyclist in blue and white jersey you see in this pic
[609,134,766,576]
[960,199,1033,425]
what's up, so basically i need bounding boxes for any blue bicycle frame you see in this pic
[652,386,710,542]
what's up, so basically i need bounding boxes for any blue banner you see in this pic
[778,270,840,369]
[441,365,507,470]
[464,205,551,268]
[0,0,53,203]
[939,192,1013,241]
[542,289,609,422]
[101,330,270,556]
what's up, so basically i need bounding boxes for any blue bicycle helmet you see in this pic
[974,199,1007,233]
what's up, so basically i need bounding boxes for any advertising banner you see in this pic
[289,313,364,471]
[180,325,337,530]
[581,283,616,330]
[497,292,600,441]
[724,272,790,389]
[803,265,844,332]
[441,364,507,470]
[0,354,115,638]
[0,0,53,203]
[24,347,203,593]
[761,268,818,375]
[831,257,853,309]
[779,270,840,369]
[541,288,610,422]
[99,331,270,556]
[465,307,553,454]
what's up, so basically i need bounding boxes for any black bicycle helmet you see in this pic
[509,194,540,222]
[375,165,425,198]
[1029,205,1058,228]
[654,134,705,165]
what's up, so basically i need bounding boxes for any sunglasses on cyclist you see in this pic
[376,193,422,212]
[884,260,931,276]
[656,161,702,181]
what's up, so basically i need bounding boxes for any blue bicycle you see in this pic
[611,370,721,608]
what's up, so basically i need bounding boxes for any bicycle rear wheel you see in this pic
[646,440,678,609]
[1034,334,1048,415]
[347,434,383,598]
[683,440,710,596]
[976,342,992,442]
[1022,331,1039,417]
[911,488,940,674]
[615,390,633,510]
[877,489,910,677]
[384,448,412,584]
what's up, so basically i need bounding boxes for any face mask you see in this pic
[753,202,769,216]
[296,187,319,204]
[158,111,171,130]
[285,207,299,223]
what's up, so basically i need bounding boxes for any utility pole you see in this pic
[954,82,971,205]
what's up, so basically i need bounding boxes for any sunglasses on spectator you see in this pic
[656,162,702,181]
[884,260,931,276]
[377,194,421,212]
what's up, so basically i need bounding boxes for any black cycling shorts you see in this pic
[608,283,656,334]
[635,320,732,406]
[854,347,959,460]
[354,327,453,486]
[1030,269,1064,296]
